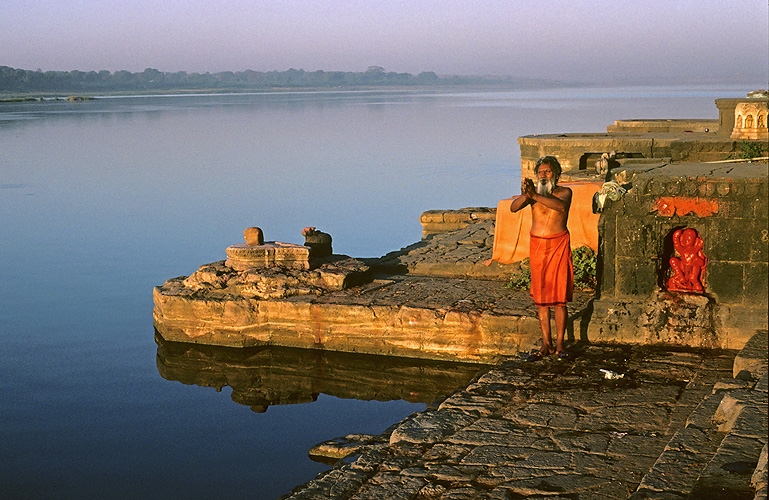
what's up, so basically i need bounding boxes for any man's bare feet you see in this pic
[526,346,554,362]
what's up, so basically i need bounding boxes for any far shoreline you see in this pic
[1,81,763,104]
[0,82,575,102]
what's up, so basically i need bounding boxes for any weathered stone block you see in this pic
[754,193,769,220]
[225,242,310,271]
[419,210,446,223]
[744,263,769,305]
[706,261,745,303]
[460,445,534,466]
[302,229,332,258]
[615,258,659,297]
[586,299,645,343]
[639,291,720,348]
[389,409,477,445]
[706,219,758,262]
[715,305,769,348]
[733,332,769,379]
[243,227,265,246]
[505,403,578,430]
[750,223,769,262]
[616,216,661,259]
[690,434,764,500]
[597,222,616,296]
[442,211,474,223]
[716,196,752,218]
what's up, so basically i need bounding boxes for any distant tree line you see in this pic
[0,65,553,94]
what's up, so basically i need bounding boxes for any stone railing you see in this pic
[607,119,718,134]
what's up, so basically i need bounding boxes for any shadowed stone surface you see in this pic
[282,344,739,499]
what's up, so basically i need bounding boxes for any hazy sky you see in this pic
[2,0,768,84]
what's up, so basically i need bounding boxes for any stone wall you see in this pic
[589,162,768,349]
[606,119,718,134]
[517,134,740,178]
[517,96,768,178]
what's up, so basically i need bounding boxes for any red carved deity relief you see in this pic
[667,228,707,293]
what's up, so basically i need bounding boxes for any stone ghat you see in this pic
[281,333,768,500]
[154,268,592,364]
[152,221,591,363]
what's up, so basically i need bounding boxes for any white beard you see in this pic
[537,179,554,195]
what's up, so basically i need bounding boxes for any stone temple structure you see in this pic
[732,98,769,140]
[518,92,768,178]
[512,92,769,350]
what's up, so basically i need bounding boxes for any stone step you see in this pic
[688,376,768,500]
[752,444,768,500]
[689,365,768,500]
[631,331,769,500]
[628,390,728,499]
[734,331,769,380]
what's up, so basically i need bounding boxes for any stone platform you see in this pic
[281,331,768,500]
[155,268,593,364]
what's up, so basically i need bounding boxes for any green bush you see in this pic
[505,258,531,289]
[505,246,597,291]
[738,140,768,160]
[573,246,597,290]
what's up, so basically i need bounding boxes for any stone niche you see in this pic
[731,100,769,141]
[588,162,768,349]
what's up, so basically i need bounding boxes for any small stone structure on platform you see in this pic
[419,207,496,238]
[155,226,377,345]
[302,227,333,258]
[226,242,312,271]
[590,161,768,350]
[731,96,769,141]
[226,227,312,271]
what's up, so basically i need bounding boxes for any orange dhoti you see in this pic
[529,230,573,307]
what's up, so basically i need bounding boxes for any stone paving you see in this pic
[282,333,768,499]
[373,220,517,280]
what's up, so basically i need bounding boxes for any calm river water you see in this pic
[0,84,758,499]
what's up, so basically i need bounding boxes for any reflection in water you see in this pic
[156,332,487,413]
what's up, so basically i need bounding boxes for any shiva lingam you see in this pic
[226,227,310,271]
[225,226,334,271]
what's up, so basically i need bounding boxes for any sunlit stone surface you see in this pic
[225,242,311,271]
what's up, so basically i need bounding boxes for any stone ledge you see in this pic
[419,207,496,237]
[607,119,719,134]
[634,331,769,500]
[734,331,769,379]
[154,276,591,363]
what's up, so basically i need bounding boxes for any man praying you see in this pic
[509,156,573,360]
